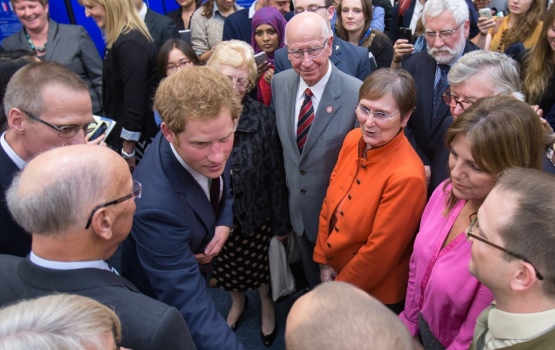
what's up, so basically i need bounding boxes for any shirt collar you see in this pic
[489,305,555,341]
[30,251,111,271]
[170,143,210,198]
[249,1,258,18]
[1,132,26,170]
[138,2,147,21]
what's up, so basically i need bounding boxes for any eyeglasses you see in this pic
[85,180,142,229]
[442,89,474,111]
[166,60,192,74]
[424,22,464,40]
[21,109,94,138]
[293,4,327,14]
[354,105,400,120]
[224,75,251,90]
[288,38,328,60]
[466,213,544,280]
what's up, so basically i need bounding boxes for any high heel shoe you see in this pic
[261,324,277,347]
[229,296,249,331]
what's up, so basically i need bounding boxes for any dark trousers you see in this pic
[294,231,320,288]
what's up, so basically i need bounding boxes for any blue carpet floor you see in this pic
[209,287,305,350]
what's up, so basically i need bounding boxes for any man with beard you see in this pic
[393,0,479,190]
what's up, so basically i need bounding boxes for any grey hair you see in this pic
[6,157,108,235]
[422,0,469,26]
[448,51,523,98]
[3,61,88,118]
[0,294,121,350]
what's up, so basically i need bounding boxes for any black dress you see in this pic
[214,96,290,292]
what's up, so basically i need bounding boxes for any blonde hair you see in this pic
[503,0,545,49]
[80,0,153,49]
[154,66,242,133]
[206,40,257,91]
[522,4,555,105]
[0,294,121,350]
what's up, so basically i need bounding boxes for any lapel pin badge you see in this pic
[326,106,333,114]
[335,45,340,51]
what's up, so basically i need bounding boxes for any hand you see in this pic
[531,104,543,118]
[203,225,231,260]
[477,16,495,36]
[392,39,414,63]
[263,67,274,84]
[424,165,431,185]
[86,133,105,146]
[194,252,213,264]
[319,264,337,282]
[124,156,137,173]
[257,61,271,79]
[413,336,425,350]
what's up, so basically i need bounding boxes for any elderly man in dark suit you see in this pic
[0,62,93,257]
[271,12,362,288]
[273,0,371,81]
[0,144,196,350]
[134,0,180,51]
[122,66,244,350]
[392,0,479,192]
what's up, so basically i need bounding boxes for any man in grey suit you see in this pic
[271,12,362,288]
[0,144,196,350]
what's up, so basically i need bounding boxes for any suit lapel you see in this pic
[144,9,155,33]
[45,19,60,61]
[330,35,341,67]
[159,137,215,233]
[301,66,342,158]
[420,54,437,138]
[285,74,301,159]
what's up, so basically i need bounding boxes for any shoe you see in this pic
[261,325,277,347]
[229,296,248,331]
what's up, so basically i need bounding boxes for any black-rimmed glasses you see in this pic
[21,109,94,138]
[85,180,142,229]
[288,38,328,60]
[424,22,464,40]
[442,89,474,111]
[466,213,544,280]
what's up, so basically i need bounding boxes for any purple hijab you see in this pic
[251,6,287,62]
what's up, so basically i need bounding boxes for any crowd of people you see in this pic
[0,0,554,349]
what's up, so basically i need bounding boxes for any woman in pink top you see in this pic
[399,96,545,350]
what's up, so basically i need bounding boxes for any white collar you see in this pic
[170,143,211,199]
[296,62,332,103]
[30,251,111,271]
[138,2,147,21]
[0,132,26,170]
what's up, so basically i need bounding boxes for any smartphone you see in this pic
[479,8,492,19]
[254,52,269,66]
[89,122,107,141]
[398,27,413,44]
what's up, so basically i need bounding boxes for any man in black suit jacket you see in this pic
[395,0,479,192]
[273,0,371,81]
[134,0,180,51]
[0,144,196,350]
[0,62,93,257]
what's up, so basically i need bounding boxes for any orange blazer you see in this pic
[314,129,427,304]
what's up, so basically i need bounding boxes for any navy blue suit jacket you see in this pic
[145,8,180,52]
[222,8,294,43]
[122,133,243,350]
[274,34,371,82]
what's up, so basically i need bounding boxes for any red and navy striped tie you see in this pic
[297,88,314,154]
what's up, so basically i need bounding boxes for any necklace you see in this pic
[25,31,46,53]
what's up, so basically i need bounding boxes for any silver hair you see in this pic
[0,294,121,350]
[207,40,258,91]
[448,51,523,99]
[3,61,88,118]
[422,0,469,26]
[6,157,107,235]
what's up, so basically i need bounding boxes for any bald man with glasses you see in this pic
[0,61,96,257]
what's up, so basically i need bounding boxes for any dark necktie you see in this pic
[209,177,220,214]
[296,88,314,154]
[432,64,450,119]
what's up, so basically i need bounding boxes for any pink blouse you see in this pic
[399,182,494,350]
